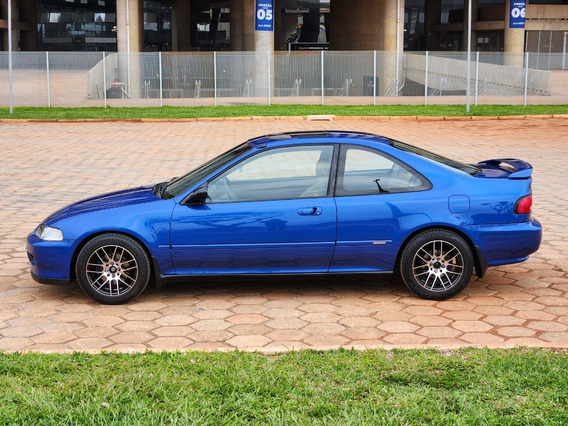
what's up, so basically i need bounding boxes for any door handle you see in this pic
[297,207,322,216]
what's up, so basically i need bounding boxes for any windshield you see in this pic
[391,140,481,175]
[162,142,252,199]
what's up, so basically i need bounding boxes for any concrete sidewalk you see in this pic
[1,116,567,353]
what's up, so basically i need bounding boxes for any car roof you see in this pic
[247,131,392,148]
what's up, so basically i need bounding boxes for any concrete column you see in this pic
[116,0,143,54]
[172,0,191,51]
[380,0,403,95]
[234,1,268,95]
[330,0,403,94]
[462,0,478,52]
[330,0,382,50]
[116,0,144,97]
[381,0,400,51]
[504,0,526,66]
[330,0,403,51]
[253,16,274,97]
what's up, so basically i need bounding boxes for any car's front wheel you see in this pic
[75,233,150,304]
[399,229,473,300]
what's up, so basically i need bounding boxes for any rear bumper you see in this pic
[464,219,542,268]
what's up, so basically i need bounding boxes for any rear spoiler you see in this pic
[477,158,533,179]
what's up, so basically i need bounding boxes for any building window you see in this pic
[280,0,330,51]
[190,2,230,51]
[144,0,172,51]
[38,0,117,51]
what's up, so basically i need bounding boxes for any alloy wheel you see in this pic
[411,239,464,292]
[85,244,139,297]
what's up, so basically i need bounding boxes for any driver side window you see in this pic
[207,145,335,203]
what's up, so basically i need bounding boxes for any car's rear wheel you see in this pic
[75,233,150,304]
[400,229,473,300]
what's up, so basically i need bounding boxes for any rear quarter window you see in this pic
[336,145,431,196]
[391,140,481,176]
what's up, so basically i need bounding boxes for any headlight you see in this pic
[36,224,64,241]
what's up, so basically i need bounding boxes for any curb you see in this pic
[12,341,568,355]
[1,114,567,124]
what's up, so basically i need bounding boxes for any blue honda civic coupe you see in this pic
[27,131,541,304]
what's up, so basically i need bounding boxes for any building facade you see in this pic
[1,0,567,57]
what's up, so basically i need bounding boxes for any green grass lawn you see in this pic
[2,103,567,423]
[2,348,567,424]
[1,104,568,120]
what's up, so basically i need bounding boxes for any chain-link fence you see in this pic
[1,51,567,108]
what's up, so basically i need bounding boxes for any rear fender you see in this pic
[396,225,487,279]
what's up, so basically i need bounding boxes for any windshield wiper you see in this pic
[153,177,179,199]
[152,181,170,199]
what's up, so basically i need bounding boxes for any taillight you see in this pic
[514,195,532,214]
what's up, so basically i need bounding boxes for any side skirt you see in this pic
[151,265,394,290]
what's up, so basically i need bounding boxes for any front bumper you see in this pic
[26,233,76,285]
[30,270,71,286]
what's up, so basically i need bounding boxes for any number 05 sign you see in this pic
[255,0,274,31]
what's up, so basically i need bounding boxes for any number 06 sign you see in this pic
[255,0,274,32]
[509,0,525,29]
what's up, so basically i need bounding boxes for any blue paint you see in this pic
[27,131,542,300]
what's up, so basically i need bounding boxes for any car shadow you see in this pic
[151,274,412,299]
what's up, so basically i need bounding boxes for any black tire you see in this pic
[75,233,150,304]
[399,229,473,300]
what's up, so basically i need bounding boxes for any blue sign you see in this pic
[509,0,525,29]
[255,0,274,32]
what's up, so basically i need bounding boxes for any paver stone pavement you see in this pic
[1,116,568,352]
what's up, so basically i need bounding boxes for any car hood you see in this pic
[44,186,159,224]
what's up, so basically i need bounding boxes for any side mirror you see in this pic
[183,184,208,205]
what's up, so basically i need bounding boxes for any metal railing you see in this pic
[0,50,565,108]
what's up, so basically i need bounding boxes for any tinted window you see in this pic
[391,139,481,175]
[336,145,430,196]
[163,142,251,198]
[207,145,335,203]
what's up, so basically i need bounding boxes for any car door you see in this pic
[331,144,432,273]
[170,144,337,274]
